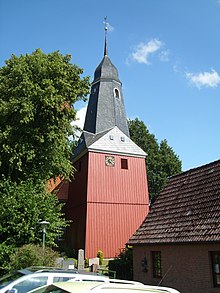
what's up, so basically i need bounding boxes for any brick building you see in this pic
[128,159,220,293]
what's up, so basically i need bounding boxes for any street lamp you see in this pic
[39,221,50,250]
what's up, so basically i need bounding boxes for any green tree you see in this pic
[0,178,67,275]
[128,118,182,200]
[0,178,67,247]
[0,49,90,182]
[0,49,90,275]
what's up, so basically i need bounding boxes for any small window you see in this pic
[114,88,120,99]
[120,136,125,142]
[152,251,162,278]
[211,251,220,287]
[109,135,114,140]
[121,159,128,169]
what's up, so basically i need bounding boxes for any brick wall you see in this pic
[133,243,220,293]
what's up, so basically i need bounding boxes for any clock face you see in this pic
[105,156,115,167]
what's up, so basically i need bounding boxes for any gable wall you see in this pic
[85,151,149,258]
[87,152,148,204]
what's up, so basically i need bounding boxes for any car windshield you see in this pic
[0,272,24,289]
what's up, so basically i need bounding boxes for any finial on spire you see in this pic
[104,16,108,32]
[104,16,108,56]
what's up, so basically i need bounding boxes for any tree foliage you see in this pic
[0,49,89,274]
[0,178,67,247]
[0,177,67,274]
[128,118,182,200]
[0,49,90,182]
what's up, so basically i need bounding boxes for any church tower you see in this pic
[64,24,149,258]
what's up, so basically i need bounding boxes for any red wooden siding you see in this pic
[86,203,148,258]
[64,151,149,258]
[85,152,149,258]
[87,152,148,204]
[64,153,89,251]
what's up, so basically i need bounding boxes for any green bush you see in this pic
[108,247,133,280]
[97,250,104,266]
[84,258,89,268]
[0,243,16,276]
[9,244,60,271]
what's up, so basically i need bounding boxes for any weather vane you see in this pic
[104,17,108,56]
[104,16,108,32]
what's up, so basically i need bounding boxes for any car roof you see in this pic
[67,276,141,284]
[26,267,99,274]
[26,267,80,274]
[0,270,109,292]
[67,274,109,281]
[108,279,143,285]
[27,267,106,277]
[28,281,180,293]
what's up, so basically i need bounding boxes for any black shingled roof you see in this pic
[72,129,111,160]
[128,159,220,245]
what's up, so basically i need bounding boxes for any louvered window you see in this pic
[121,159,128,169]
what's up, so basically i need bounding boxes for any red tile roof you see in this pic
[128,159,220,245]
[48,178,69,201]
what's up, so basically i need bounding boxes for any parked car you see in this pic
[27,281,181,293]
[0,269,109,293]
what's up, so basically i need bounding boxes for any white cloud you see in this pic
[186,69,220,89]
[106,22,114,33]
[103,20,114,33]
[159,50,170,62]
[172,60,183,73]
[71,105,87,133]
[173,64,180,73]
[130,39,163,65]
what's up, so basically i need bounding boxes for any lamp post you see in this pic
[39,221,50,250]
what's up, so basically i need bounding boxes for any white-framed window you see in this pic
[114,88,120,99]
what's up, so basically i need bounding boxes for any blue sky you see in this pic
[1,0,220,171]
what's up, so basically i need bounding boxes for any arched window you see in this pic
[114,88,120,99]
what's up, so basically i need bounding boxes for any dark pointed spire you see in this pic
[104,16,108,56]
[82,18,130,137]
